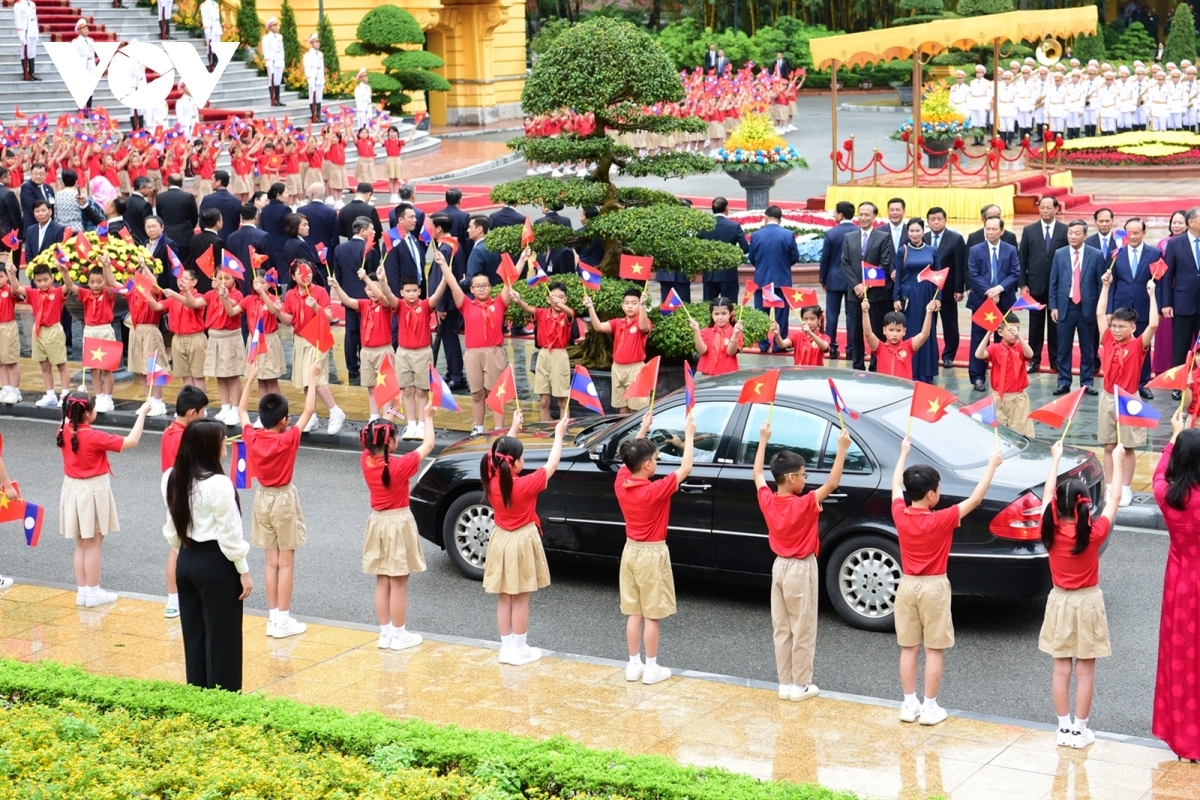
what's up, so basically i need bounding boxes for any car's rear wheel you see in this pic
[442,491,491,580]
[825,534,902,632]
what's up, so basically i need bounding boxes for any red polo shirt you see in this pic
[396,298,432,349]
[25,286,65,329]
[791,331,829,367]
[204,288,244,331]
[986,341,1029,395]
[362,300,397,349]
[615,465,678,542]
[165,291,207,335]
[892,498,958,576]
[160,420,185,472]
[874,339,914,380]
[612,316,651,366]
[758,487,820,559]
[1047,516,1110,590]
[489,468,548,531]
[61,425,123,479]
[79,289,116,326]
[1099,328,1146,394]
[534,307,573,350]
[697,324,741,375]
[459,293,507,349]
[242,424,301,487]
[361,449,421,511]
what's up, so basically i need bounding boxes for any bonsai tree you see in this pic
[236,0,261,56]
[1164,3,1197,66]
[486,17,770,364]
[279,0,301,70]
[345,6,451,113]
[317,13,340,75]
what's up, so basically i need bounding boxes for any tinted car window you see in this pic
[615,402,734,463]
[738,405,828,466]
[877,402,1025,467]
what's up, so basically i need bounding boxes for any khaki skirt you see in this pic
[385,156,403,180]
[248,331,286,380]
[230,172,254,196]
[354,158,375,184]
[0,320,18,363]
[204,328,247,378]
[291,336,329,388]
[1038,585,1111,659]
[60,474,119,539]
[482,522,550,595]
[362,508,427,576]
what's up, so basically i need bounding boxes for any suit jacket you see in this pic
[198,189,242,241]
[19,180,54,232]
[24,220,64,261]
[747,223,799,288]
[467,240,500,285]
[0,185,22,247]
[382,234,427,293]
[339,199,383,244]
[258,199,292,269]
[840,226,893,302]
[225,223,274,295]
[1163,233,1200,316]
[186,229,222,294]
[1018,220,1069,298]
[435,202,472,253]
[428,241,458,312]
[966,227,1017,250]
[124,193,152,244]
[155,187,198,257]
[819,221,854,292]
[1108,243,1162,320]
[143,234,179,292]
[699,214,750,285]
[296,200,338,263]
[704,51,719,71]
[388,204,425,234]
[966,240,1021,310]
[283,237,327,288]
[332,237,380,300]
[1086,232,1120,265]
[1048,245,1105,315]
[489,206,525,229]
[924,228,968,295]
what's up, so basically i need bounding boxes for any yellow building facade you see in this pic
[253,0,527,126]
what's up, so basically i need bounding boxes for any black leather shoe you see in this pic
[1026,362,1039,374]
[1084,386,1098,396]
[447,380,469,393]
[942,356,954,368]
[1053,386,1070,395]
[347,371,360,384]
[1049,362,1058,372]
[1173,390,1184,402]
[1139,388,1153,400]
[972,381,986,392]
[829,348,840,360]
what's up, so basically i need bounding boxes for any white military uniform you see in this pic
[1186,74,1199,129]
[304,45,325,104]
[261,30,284,86]
[1066,74,1086,134]
[998,76,1016,139]
[200,0,221,56]
[13,0,38,60]
[1135,76,1151,127]
[145,98,170,133]
[1149,78,1171,130]
[355,79,373,128]
[175,91,198,137]
[949,78,969,116]
[1014,73,1036,131]
[1169,76,1187,129]
[968,74,991,129]
[1045,77,1067,133]
[1117,74,1136,130]
[1084,72,1101,130]
[159,0,173,22]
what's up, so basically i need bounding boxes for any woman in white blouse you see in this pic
[164,419,253,691]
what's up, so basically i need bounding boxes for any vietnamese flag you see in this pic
[497,252,520,288]
[1148,364,1189,391]
[909,381,957,424]
[521,216,535,248]
[785,287,818,310]
[249,245,269,271]
[742,279,759,306]
[437,235,460,259]
[918,266,948,290]
[1028,387,1085,428]
[0,484,23,523]
[1151,258,1168,281]
[75,232,92,261]
[83,337,122,371]
[737,369,780,405]
[194,245,215,279]
[373,353,401,408]
[486,364,517,415]
[971,296,1005,332]
[619,254,654,281]
[297,309,334,353]
[623,356,661,400]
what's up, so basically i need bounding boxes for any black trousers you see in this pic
[938,295,960,361]
[848,295,888,370]
[703,279,739,303]
[343,307,361,373]
[1026,304,1058,367]
[439,307,464,383]
[825,290,848,354]
[1173,313,1200,367]
[177,539,244,692]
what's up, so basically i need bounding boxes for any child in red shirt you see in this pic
[861,297,937,380]
[353,127,377,188]
[1096,271,1159,506]
[690,297,742,376]
[161,267,209,389]
[387,260,451,429]
[443,260,515,433]
[57,391,151,608]
[613,410,696,685]
[771,304,829,367]
[13,262,72,407]
[323,131,347,200]
[508,279,578,421]
[196,271,246,423]
[303,138,324,196]
[584,287,652,415]
[383,126,405,199]
[159,385,210,618]
[892,437,1002,725]
[0,265,20,404]
[237,360,320,638]
[329,265,409,421]
[973,313,1035,436]
[480,409,570,665]
[359,403,439,651]
[1038,439,1122,749]
[753,419,851,702]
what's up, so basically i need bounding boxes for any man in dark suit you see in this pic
[434,188,472,272]
[124,177,154,244]
[965,204,1018,250]
[20,163,54,232]
[466,215,500,285]
[186,207,224,294]
[258,182,292,272]
[1019,197,1069,373]
[225,203,274,296]
[1049,220,1104,394]
[769,52,791,78]
[535,203,576,276]
[839,201,893,370]
[332,216,381,383]
[339,183,383,243]
[297,183,339,267]
[0,166,22,268]
[24,200,64,262]
[141,215,179,292]
[924,207,967,368]
[748,205,799,350]
[966,217,1021,391]
[703,43,718,72]
[1084,207,1118,370]
[198,171,242,241]
[489,201,526,230]
[1107,217,1161,397]
[429,212,464,389]
[154,174,198,260]
[382,203,426,302]
[1162,207,1200,375]
[389,183,424,232]
[575,205,604,267]
[700,196,748,303]
[818,202,855,360]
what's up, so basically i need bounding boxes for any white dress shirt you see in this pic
[161,472,250,573]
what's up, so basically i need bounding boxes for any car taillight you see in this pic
[989,492,1044,540]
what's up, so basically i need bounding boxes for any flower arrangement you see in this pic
[1060,130,1200,165]
[714,112,808,172]
[25,232,165,285]
[890,84,984,143]
[727,210,835,265]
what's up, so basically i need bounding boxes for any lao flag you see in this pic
[230,440,253,489]
[1,230,19,250]
[429,364,461,412]
[659,287,684,314]
[526,265,549,287]
[95,221,109,241]
[578,260,602,291]
[761,283,786,309]
[570,365,604,413]
[221,252,245,279]
[264,267,279,289]
[1115,386,1160,428]
[418,217,434,246]
[862,263,887,288]
[384,227,403,253]
[828,377,859,421]
[683,361,696,416]
[246,316,267,363]
[918,266,948,290]
[1010,289,1046,312]
[960,395,998,426]
[146,350,171,386]
[167,247,184,278]
[23,501,43,547]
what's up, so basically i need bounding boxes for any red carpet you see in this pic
[1065,198,1200,217]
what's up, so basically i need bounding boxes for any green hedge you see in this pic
[0,660,857,800]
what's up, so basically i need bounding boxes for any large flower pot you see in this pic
[924,138,953,169]
[726,167,791,211]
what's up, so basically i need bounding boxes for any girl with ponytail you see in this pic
[1038,440,1122,750]
[57,391,152,608]
[360,401,437,651]
[479,408,570,666]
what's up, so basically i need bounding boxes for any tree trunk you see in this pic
[648,0,662,30]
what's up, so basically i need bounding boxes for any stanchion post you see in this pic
[872,148,879,186]
[831,60,839,187]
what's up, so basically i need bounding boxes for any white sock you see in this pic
[394,624,406,635]
[166,593,178,608]
[904,693,918,705]
[269,608,280,625]
[629,654,642,666]
[1058,714,1072,729]
[646,656,657,668]
[924,695,937,708]
[87,585,100,597]
[380,624,390,636]
[278,609,290,623]
[501,633,515,649]
[514,631,526,648]
[368,414,379,421]
[1075,716,1089,731]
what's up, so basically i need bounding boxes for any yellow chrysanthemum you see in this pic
[723,111,788,152]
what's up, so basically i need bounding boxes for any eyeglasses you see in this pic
[471,284,491,292]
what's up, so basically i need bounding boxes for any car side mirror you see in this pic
[590,438,616,465]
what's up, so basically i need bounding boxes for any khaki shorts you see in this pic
[385,156,403,181]
[291,337,329,389]
[129,324,167,376]
[204,328,247,378]
[33,323,67,366]
[1097,390,1148,446]
[995,391,1034,437]
[396,346,432,390]
[258,175,279,194]
[894,574,954,649]
[619,539,676,620]
[171,332,208,378]
[251,483,307,551]
[610,360,648,411]
[250,331,286,380]
[230,173,254,196]
[284,173,303,199]
[0,320,18,364]
[301,166,320,192]
[360,345,394,388]
[465,345,506,394]
[533,348,570,398]
[1038,585,1111,659]
[83,324,116,342]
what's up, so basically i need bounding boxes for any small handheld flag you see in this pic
[167,246,184,278]
[862,263,887,288]
[429,364,461,412]
[486,364,517,415]
[737,369,780,405]
[619,254,653,281]
[0,486,23,523]
[624,356,661,400]
[83,337,122,372]
[570,365,605,414]
[960,395,998,426]
[1,230,19,250]
[526,265,550,287]
[194,245,215,279]
[498,252,520,287]
[297,310,334,353]
[384,227,403,253]
[659,288,684,314]
[23,501,43,547]
[230,440,253,489]
[418,217,433,246]
[760,283,786,309]
[1115,385,1160,428]
[1148,364,1189,391]
[436,235,460,259]
[683,361,696,416]
[1028,387,1086,429]
[577,261,602,291]
[373,354,401,408]
[75,232,93,261]
[742,279,759,306]
[315,242,328,265]
[221,252,245,279]
[95,221,109,240]
[249,246,269,271]
[1151,258,1168,281]
[1010,289,1046,312]
[909,381,957,424]
[146,350,171,386]
[917,266,948,290]
[828,378,859,423]
[785,287,818,310]
[971,297,1005,332]
[246,316,267,363]
[521,216,535,248]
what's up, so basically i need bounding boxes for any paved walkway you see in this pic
[0,581,1194,800]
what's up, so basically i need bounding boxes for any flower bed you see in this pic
[1060,131,1200,166]
[728,210,836,264]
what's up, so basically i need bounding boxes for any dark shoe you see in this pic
[828,347,840,361]
[1084,386,1098,396]
[1053,386,1070,395]
[1026,362,1040,373]
[1139,388,1153,400]
[447,380,469,392]
[1174,390,1184,402]
[942,356,954,368]
[972,381,986,392]
[347,371,360,384]
[1049,362,1057,371]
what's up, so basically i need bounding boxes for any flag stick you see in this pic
[994,422,999,451]
[1115,391,1122,447]
[835,406,845,429]
[649,388,657,416]
[1059,416,1073,443]
[767,399,775,424]
[906,414,913,438]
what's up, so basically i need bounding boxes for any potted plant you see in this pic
[30,232,165,324]
[712,112,808,210]
[889,83,984,168]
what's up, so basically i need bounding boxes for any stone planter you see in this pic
[724,166,792,211]
[924,138,953,169]
[896,86,914,105]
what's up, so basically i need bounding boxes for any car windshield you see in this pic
[875,400,1027,467]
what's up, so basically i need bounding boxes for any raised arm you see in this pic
[120,402,153,450]
[1143,278,1160,348]
[1101,443,1124,526]
[752,420,771,490]
[891,436,910,502]
[507,285,535,316]
[1041,440,1061,521]
[414,401,437,460]
[861,298,880,351]
[582,294,612,333]
[690,318,707,355]
[1097,270,1112,334]
[957,450,1003,520]
[325,271,361,311]
[672,413,697,486]
[237,362,259,428]
[542,414,571,479]
[813,427,851,504]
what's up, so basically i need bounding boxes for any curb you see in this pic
[434,125,524,140]
[412,153,523,183]
[839,103,911,114]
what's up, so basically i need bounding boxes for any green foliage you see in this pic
[894,0,947,26]
[0,661,857,800]
[1072,33,1107,64]
[1164,4,1197,66]
[236,0,261,54]
[486,221,577,255]
[617,151,719,179]
[1103,19,1126,51]
[318,14,340,75]
[489,176,607,210]
[956,0,1012,15]
[347,6,445,114]
[508,135,632,166]
[657,19,708,70]
[279,0,300,69]
[530,17,573,56]
[747,26,794,64]
[353,5,424,51]
[1111,22,1156,65]
[584,205,746,276]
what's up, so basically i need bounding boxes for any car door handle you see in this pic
[825,492,847,504]
[680,482,712,493]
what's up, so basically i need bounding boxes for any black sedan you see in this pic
[410,367,1104,632]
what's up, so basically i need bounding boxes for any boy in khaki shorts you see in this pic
[442,257,512,435]
[892,436,1002,726]
[237,360,319,639]
[507,280,576,422]
[12,263,71,408]
[0,265,20,404]
[388,258,452,436]
[973,312,1035,437]
[60,257,121,413]
[583,287,651,416]
[161,267,208,389]
[614,409,695,686]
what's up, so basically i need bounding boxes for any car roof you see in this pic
[694,367,913,413]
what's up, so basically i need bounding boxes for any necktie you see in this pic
[933,233,940,250]
[1044,225,1052,252]
[1071,249,1082,304]
[1129,247,1138,277]
[1193,238,1199,271]
[990,246,998,285]
[861,233,868,258]
[407,235,420,281]
[1101,237,1108,260]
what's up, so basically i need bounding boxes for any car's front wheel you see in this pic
[442,491,492,580]
[825,534,902,632]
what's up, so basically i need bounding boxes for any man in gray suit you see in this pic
[840,201,893,371]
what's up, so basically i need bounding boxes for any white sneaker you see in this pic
[526,168,537,176]
[506,645,542,665]
[0,575,12,590]
[148,399,169,417]
[498,647,515,664]
[214,408,235,425]
[35,391,59,408]
[5,388,19,404]
[413,422,425,440]
[899,699,922,723]
[253,418,264,429]
[94,395,113,413]
[76,592,86,606]
[324,196,335,206]
[641,664,671,685]
[1057,726,1074,747]
[626,661,644,682]
[550,168,562,177]
[265,621,277,637]
[790,684,820,702]
[1071,727,1096,748]
[400,423,416,440]
[85,589,118,607]
[1120,486,1132,507]
[389,193,400,203]
[271,618,308,638]
[163,605,179,619]
[390,631,423,651]
[377,633,392,649]
[778,683,793,699]
[919,704,948,726]
[303,414,319,433]
[575,166,588,177]
[327,407,346,435]
[470,425,485,435]
[0,387,13,404]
